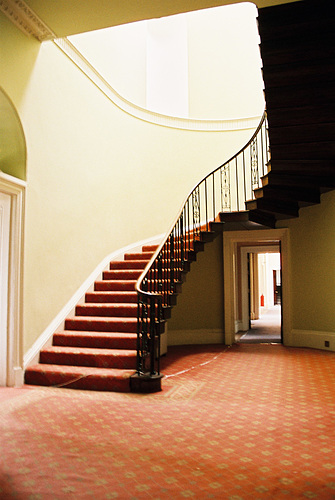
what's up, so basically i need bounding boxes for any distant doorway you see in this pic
[223,228,290,346]
[236,249,282,344]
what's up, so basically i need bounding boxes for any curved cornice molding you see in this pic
[0,0,262,131]
[54,37,262,132]
[0,0,55,41]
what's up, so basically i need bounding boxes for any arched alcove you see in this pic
[0,87,26,180]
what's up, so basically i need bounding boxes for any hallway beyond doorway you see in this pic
[238,305,281,344]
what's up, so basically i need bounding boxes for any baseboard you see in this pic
[167,329,225,346]
[23,233,164,369]
[13,366,24,387]
[288,329,335,352]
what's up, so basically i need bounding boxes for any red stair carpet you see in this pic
[1,344,335,499]
[25,244,158,392]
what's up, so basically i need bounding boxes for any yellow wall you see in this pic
[0,12,256,353]
[278,190,335,334]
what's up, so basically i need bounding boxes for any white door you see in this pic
[0,192,11,386]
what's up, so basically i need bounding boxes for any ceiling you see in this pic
[21,0,299,39]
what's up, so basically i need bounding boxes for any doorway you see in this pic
[0,88,26,386]
[238,251,282,344]
[223,228,291,347]
[0,192,11,385]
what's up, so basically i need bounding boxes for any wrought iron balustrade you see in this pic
[134,112,269,384]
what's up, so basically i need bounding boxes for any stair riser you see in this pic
[262,62,335,89]
[76,305,137,318]
[258,19,333,43]
[260,41,334,66]
[53,334,137,350]
[246,199,299,218]
[269,123,335,146]
[264,85,335,110]
[255,188,320,205]
[103,271,142,280]
[270,143,335,161]
[24,371,131,392]
[94,281,136,292]
[266,105,334,128]
[263,174,335,189]
[40,351,136,370]
[124,252,154,260]
[268,163,335,176]
[141,245,158,252]
[65,318,137,333]
[85,292,137,303]
[109,261,148,270]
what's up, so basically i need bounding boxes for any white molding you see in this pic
[1,1,262,131]
[289,329,335,352]
[0,0,55,41]
[54,38,262,133]
[0,171,26,386]
[23,233,164,369]
[167,328,224,346]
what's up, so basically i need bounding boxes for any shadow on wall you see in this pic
[0,88,26,180]
[167,235,224,345]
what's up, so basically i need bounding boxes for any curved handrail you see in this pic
[135,111,269,378]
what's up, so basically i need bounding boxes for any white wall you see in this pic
[258,252,281,309]
[146,15,189,117]
[69,21,147,107]
[188,3,264,119]
[69,3,264,120]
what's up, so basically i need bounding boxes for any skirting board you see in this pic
[288,329,335,352]
[24,233,164,369]
[168,329,225,346]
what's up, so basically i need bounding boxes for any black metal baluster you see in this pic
[235,157,239,211]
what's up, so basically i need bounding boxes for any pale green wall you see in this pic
[168,235,224,336]
[0,12,255,353]
[278,190,335,334]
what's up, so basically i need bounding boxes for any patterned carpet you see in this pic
[1,343,335,499]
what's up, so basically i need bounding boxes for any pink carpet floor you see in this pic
[1,343,335,499]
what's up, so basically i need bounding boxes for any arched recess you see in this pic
[0,88,26,386]
[223,228,291,346]
[0,88,26,180]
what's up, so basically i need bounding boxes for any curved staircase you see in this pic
[25,245,157,392]
[25,0,335,393]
